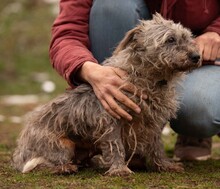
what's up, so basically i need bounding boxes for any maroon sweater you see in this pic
[49,0,220,88]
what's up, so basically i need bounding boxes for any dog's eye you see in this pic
[166,37,176,44]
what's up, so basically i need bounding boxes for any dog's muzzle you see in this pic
[188,52,201,64]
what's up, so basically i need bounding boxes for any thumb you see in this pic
[215,59,220,65]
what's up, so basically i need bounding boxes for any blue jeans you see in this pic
[89,0,220,138]
[89,0,150,63]
[170,65,220,138]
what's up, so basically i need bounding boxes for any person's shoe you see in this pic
[173,135,212,161]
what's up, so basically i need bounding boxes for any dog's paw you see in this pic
[90,155,111,169]
[105,165,134,176]
[52,163,78,175]
[163,162,184,173]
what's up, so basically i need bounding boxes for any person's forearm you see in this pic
[49,0,96,87]
[50,40,98,87]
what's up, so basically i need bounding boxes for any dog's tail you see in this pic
[22,157,47,173]
[12,94,70,173]
[11,115,51,173]
[11,148,29,172]
[13,156,48,173]
[12,148,49,173]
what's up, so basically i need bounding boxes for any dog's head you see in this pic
[114,13,201,74]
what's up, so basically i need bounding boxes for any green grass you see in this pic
[1,1,220,188]
[1,101,220,189]
[1,144,220,189]
[0,0,66,95]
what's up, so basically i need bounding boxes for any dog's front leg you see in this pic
[91,125,133,176]
[144,131,184,172]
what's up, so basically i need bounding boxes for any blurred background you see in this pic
[0,0,67,148]
[0,0,66,96]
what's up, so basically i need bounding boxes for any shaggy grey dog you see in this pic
[12,14,201,176]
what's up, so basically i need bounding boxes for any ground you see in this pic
[1,0,220,188]
[1,97,220,189]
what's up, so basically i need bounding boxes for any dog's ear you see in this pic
[113,27,140,55]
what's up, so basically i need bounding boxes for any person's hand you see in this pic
[77,61,146,121]
[195,32,220,65]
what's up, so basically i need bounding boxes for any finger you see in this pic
[99,99,121,120]
[203,43,212,61]
[109,68,147,99]
[111,67,128,79]
[215,61,220,66]
[210,44,219,61]
[195,38,204,57]
[111,89,141,114]
[106,96,133,121]
[121,83,148,99]
[94,87,122,119]
[215,55,220,65]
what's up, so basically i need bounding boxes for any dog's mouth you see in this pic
[174,59,201,72]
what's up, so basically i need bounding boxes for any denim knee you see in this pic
[171,105,220,138]
[91,0,150,20]
[170,66,220,138]
[90,0,150,62]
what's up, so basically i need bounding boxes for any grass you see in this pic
[1,144,220,189]
[1,101,220,189]
[2,152,220,189]
[1,0,220,188]
[1,166,220,189]
[0,0,66,95]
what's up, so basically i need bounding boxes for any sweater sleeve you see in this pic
[49,0,98,88]
[203,16,220,35]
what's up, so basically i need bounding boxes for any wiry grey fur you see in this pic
[12,14,201,176]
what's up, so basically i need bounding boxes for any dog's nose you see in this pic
[188,52,200,63]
